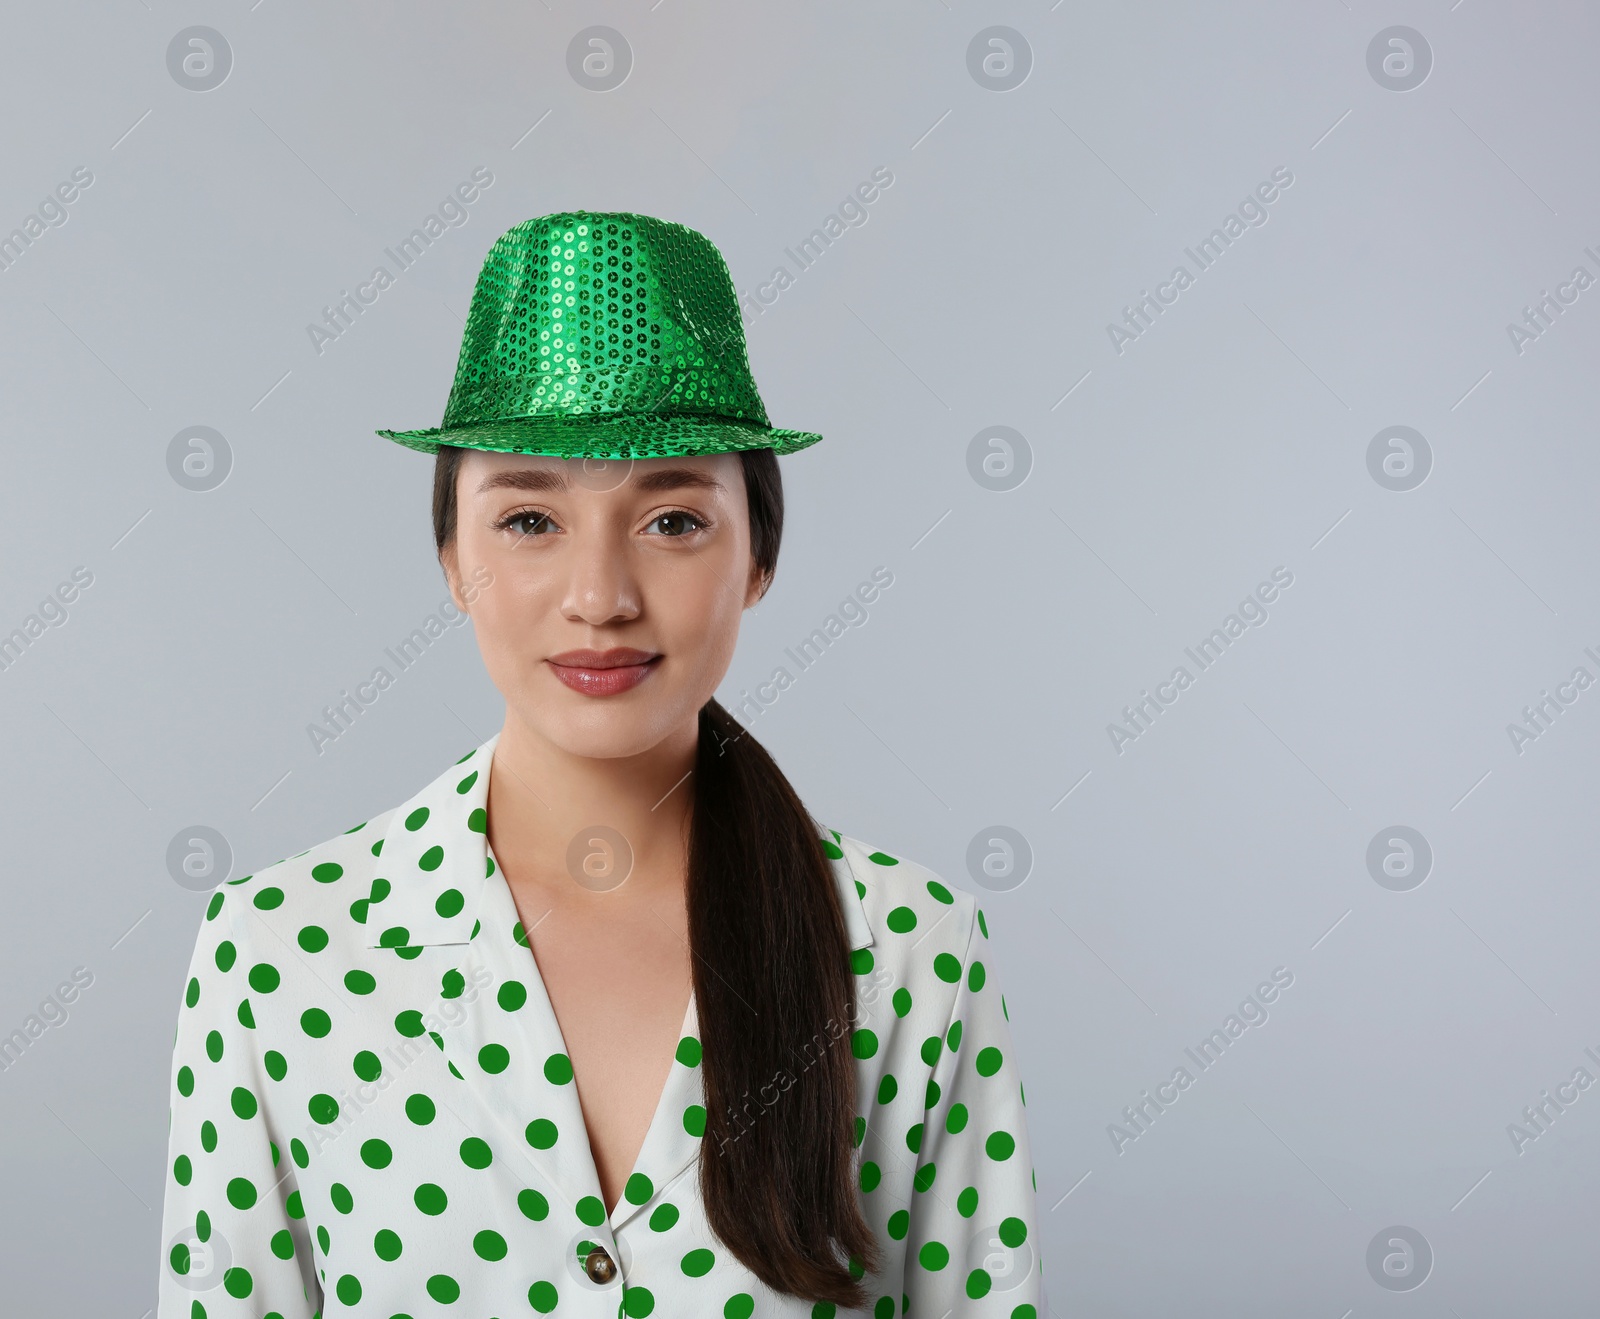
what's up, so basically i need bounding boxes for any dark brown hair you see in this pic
[432,444,880,1307]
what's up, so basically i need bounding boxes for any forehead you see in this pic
[459,449,740,498]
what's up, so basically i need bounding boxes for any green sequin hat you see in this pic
[375,211,822,460]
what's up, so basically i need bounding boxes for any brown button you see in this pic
[584,1246,616,1284]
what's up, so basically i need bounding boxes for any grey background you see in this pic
[2,3,1597,1315]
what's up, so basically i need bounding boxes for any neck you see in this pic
[485,706,698,904]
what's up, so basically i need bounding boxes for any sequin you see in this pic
[375,212,822,461]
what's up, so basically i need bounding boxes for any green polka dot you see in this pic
[860,1161,881,1192]
[206,1029,223,1062]
[920,1036,941,1067]
[947,1103,969,1133]
[625,1172,654,1205]
[374,1228,402,1261]
[177,1065,194,1096]
[968,961,987,991]
[926,1078,942,1108]
[440,969,465,999]
[933,952,961,983]
[460,1137,492,1169]
[236,999,255,1029]
[649,1202,680,1231]
[893,987,913,1017]
[404,807,429,831]
[352,1050,382,1082]
[575,1195,606,1226]
[675,1036,702,1068]
[308,1094,340,1125]
[876,1074,898,1105]
[978,909,989,938]
[394,1010,425,1037]
[435,888,464,917]
[224,1266,253,1298]
[312,862,343,882]
[379,925,411,948]
[851,1029,878,1059]
[850,948,874,974]
[926,879,954,903]
[474,1229,508,1261]
[624,1286,656,1317]
[264,1050,287,1081]
[414,1183,448,1215]
[986,1130,1016,1160]
[957,1185,979,1217]
[368,877,392,905]
[344,969,376,995]
[199,1119,217,1153]
[724,1293,755,1319]
[513,921,529,947]
[479,1043,510,1073]
[185,977,199,1008]
[349,897,371,924]
[419,845,444,871]
[316,1225,330,1252]
[403,1093,435,1125]
[297,925,329,953]
[270,1229,294,1260]
[999,1216,1028,1247]
[290,1139,309,1168]
[528,1279,559,1312]
[468,808,487,833]
[173,1154,192,1185]
[914,1162,937,1193]
[886,905,917,933]
[867,850,900,866]
[966,1267,992,1299]
[976,1046,1003,1076]
[205,891,225,920]
[918,1241,950,1270]
[360,1139,392,1169]
[887,1209,909,1240]
[214,941,237,972]
[525,1119,557,1149]
[518,1188,550,1221]
[231,1086,257,1120]
[456,770,478,793]
[226,1177,257,1210]
[300,1009,331,1038]
[252,886,283,911]
[497,981,527,1011]
[906,1122,923,1154]
[544,1052,574,1084]
[681,1248,715,1277]
[323,1183,350,1215]
[682,1104,706,1137]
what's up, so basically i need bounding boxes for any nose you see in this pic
[560,525,642,626]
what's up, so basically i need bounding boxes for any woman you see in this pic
[158,212,1043,1317]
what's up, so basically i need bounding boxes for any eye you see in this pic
[494,507,556,537]
[644,509,709,537]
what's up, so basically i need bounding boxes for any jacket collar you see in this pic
[363,729,874,1235]
[366,730,875,952]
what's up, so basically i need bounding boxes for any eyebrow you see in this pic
[474,466,725,496]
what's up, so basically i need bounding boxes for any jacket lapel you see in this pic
[365,734,878,1232]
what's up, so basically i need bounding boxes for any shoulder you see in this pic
[824,829,987,975]
[201,805,398,952]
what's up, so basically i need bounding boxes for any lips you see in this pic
[546,648,661,697]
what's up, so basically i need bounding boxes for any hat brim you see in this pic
[374,412,822,460]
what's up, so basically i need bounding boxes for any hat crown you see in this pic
[440,212,771,433]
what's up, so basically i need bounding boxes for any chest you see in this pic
[507,884,694,1210]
